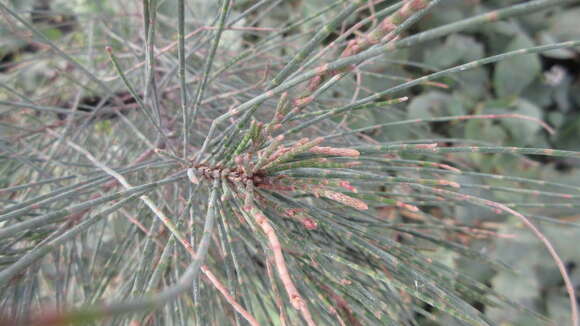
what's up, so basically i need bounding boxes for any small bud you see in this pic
[338,181,357,193]
[438,179,460,188]
[396,201,419,212]
[321,190,368,211]
[309,146,360,157]
[415,143,438,151]
[302,218,317,230]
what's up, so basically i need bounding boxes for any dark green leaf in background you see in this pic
[494,34,542,98]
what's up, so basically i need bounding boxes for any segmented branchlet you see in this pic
[112,21,579,326]
[4,1,580,325]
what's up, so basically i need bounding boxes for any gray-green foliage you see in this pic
[1,0,580,325]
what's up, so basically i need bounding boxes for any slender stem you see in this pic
[178,0,188,157]
[271,0,364,87]
[189,0,232,140]
[144,0,163,127]
[105,47,171,151]
[245,201,315,326]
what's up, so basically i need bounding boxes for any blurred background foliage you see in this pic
[1,0,580,324]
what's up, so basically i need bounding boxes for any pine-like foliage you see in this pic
[1,0,579,325]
